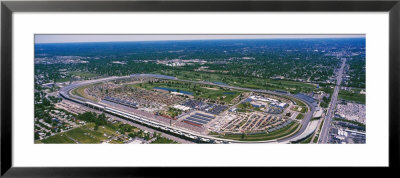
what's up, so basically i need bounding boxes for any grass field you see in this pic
[300,107,308,113]
[291,97,306,107]
[298,134,313,144]
[66,127,103,143]
[166,107,182,118]
[39,122,123,144]
[282,95,306,107]
[97,125,121,137]
[237,102,254,110]
[40,134,76,144]
[71,83,98,101]
[296,113,304,120]
[155,70,316,93]
[131,81,242,104]
[109,139,124,144]
[333,118,365,127]
[313,135,319,143]
[311,117,321,121]
[338,90,366,104]
[219,122,300,141]
[150,137,178,144]
[319,120,324,131]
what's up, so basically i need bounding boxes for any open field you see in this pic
[130,80,242,104]
[154,70,316,93]
[333,118,366,127]
[39,122,125,144]
[338,90,366,104]
[66,127,104,143]
[296,113,304,120]
[71,83,99,101]
[39,134,76,144]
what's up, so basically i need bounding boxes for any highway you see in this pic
[59,74,316,144]
[319,58,346,143]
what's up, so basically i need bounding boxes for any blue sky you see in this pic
[35,34,365,44]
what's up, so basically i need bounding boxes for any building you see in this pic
[278,103,288,108]
[42,82,54,88]
[250,101,266,108]
[173,104,191,111]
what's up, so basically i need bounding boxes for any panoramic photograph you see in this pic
[34,34,366,144]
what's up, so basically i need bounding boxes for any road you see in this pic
[319,58,346,143]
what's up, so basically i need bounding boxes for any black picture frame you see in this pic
[1,0,399,177]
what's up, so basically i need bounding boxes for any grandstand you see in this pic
[268,120,293,132]
[182,100,228,115]
[103,96,138,109]
[295,93,318,107]
[182,112,216,127]
[131,74,177,80]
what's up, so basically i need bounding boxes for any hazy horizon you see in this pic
[35,34,365,44]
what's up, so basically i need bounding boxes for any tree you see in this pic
[155,132,160,138]
[35,132,40,140]
[128,133,136,138]
[144,133,150,141]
